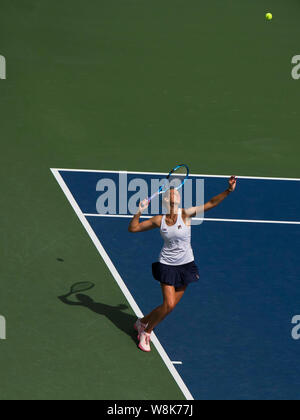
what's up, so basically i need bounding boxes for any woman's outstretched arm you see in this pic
[184,176,237,218]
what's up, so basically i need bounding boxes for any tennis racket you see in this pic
[141,164,189,209]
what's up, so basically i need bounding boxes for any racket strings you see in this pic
[167,165,188,190]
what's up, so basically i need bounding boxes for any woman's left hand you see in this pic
[228,176,237,192]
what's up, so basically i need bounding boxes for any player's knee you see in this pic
[164,300,176,313]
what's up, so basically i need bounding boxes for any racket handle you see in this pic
[140,193,157,210]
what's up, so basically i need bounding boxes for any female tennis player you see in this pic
[128,176,237,352]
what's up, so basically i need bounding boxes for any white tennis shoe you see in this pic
[138,331,152,352]
[134,318,148,340]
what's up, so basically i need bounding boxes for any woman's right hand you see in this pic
[139,198,150,212]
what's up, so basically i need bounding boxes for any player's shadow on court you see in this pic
[58,292,138,343]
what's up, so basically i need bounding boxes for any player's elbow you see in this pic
[128,225,138,233]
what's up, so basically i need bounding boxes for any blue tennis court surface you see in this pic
[53,169,300,400]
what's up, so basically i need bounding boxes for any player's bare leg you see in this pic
[141,284,187,333]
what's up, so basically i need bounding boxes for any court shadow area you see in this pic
[58,292,138,343]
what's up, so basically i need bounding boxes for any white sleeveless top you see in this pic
[159,208,194,266]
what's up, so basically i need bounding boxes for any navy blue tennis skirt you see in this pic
[152,261,200,288]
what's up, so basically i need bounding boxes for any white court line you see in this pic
[83,213,300,225]
[172,362,183,365]
[50,168,194,401]
[52,167,300,182]
[203,218,300,225]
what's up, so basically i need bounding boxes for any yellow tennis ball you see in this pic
[266,12,273,21]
